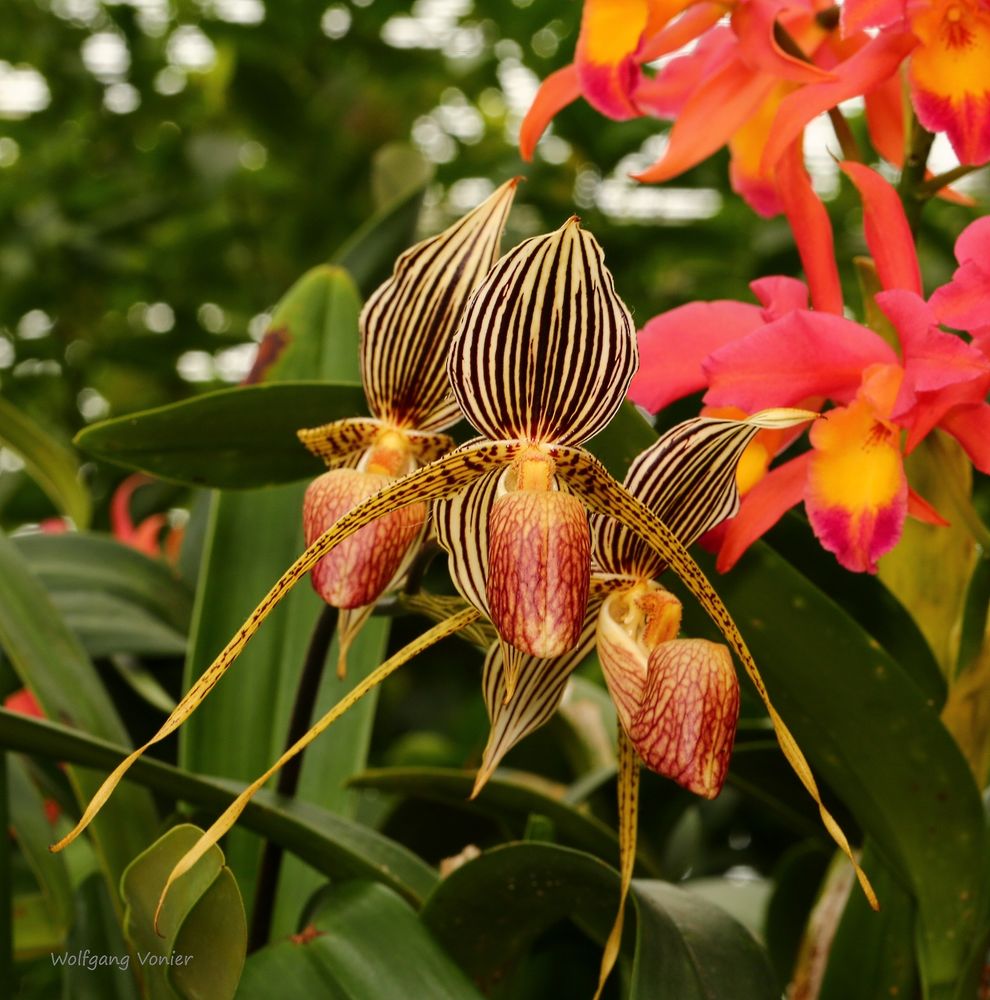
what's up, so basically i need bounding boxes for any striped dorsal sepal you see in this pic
[361,178,519,434]
[448,217,638,447]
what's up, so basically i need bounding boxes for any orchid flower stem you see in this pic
[827,108,863,163]
[898,117,936,235]
[929,435,990,555]
[0,753,11,994]
[248,604,338,952]
[917,163,983,195]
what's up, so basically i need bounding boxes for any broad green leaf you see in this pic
[0,709,438,906]
[350,766,621,869]
[9,754,73,937]
[239,882,482,1000]
[675,543,990,1000]
[819,841,918,1000]
[120,824,245,1000]
[13,532,193,636]
[421,841,778,999]
[0,395,91,528]
[0,532,157,903]
[74,383,366,489]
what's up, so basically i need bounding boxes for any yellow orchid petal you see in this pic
[152,607,479,932]
[594,725,640,1000]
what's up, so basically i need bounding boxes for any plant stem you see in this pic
[918,163,983,195]
[827,107,863,163]
[897,117,935,235]
[248,604,338,951]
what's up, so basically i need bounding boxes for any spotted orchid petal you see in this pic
[594,726,640,1000]
[910,0,990,165]
[361,178,518,433]
[298,418,454,469]
[448,218,638,447]
[150,607,481,931]
[552,445,878,910]
[51,441,521,852]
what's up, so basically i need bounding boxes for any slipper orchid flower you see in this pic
[296,178,518,674]
[51,216,875,962]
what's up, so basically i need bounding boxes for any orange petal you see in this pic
[519,64,582,161]
[805,400,908,573]
[732,0,836,84]
[634,56,777,183]
[629,638,739,798]
[909,0,990,165]
[728,84,791,217]
[303,469,425,608]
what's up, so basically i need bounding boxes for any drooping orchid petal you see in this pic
[731,0,835,84]
[805,397,908,573]
[703,310,899,410]
[519,65,582,162]
[864,72,905,164]
[761,31,919,172]
[298,419,453,469]
[728,84,791,217]
[361,178,519,433]
[841,0,907,34]
[774,140,844,315]
[840,163,923,295]
[909,0,990,165]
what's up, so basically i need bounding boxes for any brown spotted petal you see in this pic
[487,486,590,659]
[360,178,518,433]
[299,418,454,471]
[303,469,425,609]
[629,639,739,799]
[448,217,637,446]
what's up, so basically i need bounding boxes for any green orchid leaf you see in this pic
[0,531,158,899]
[421,841,778,999]
[349,766,621,870]
[674,543,990,1000]
[74,382,366,490]
[0,709,438,907]
[0,395,91,528]
[121,824,245,1000]
[240,882,482,1000]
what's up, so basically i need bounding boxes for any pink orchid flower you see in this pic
[630,167,990,573]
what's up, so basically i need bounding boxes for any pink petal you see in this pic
[519,65,582,161]
[955,216,990,265]
[634,55,777,183]
[750,275,810,318]
[635,27,735,119]
[638,1,725,62]
[864,72,905,164]
[762,31,919,173]
[629,300,765,412]
[939,401,990,474]
[703,311,898,410]
[716,453,810,571]
[929,260,990,332]
[774,141,844,315]
[840,162,922,294]
[841,0,907,34]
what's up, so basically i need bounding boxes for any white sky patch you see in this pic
[18,310,53,340]
[321,5,352,39]
[167,26,217,72]
[201,0,266,24]
[77,387,110,421]
[0,136,18,167]
[0,63,51,120]
[215,343,257,382]
[176,350,215,382]
[82,31,130,82]
[447,176,495,213]
[105,81,140,114]
[803,114,840,200]
[381,0,474,50]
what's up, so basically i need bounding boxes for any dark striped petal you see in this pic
[360,178,519,432]
[593,408,815,577]
[558,445,879,911]
[448,218,637,446]
[472,590,610,797]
